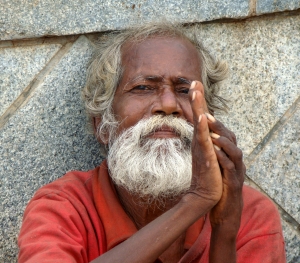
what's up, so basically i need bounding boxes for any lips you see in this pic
[147,125,179,138]
[155,125,175,132]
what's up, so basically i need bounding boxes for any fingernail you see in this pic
[192,91,196,101]
[190,81,196,90]
[210,132,220,139]
[214,145,221,151]
[198,114,202,123]
[205,113,216,122]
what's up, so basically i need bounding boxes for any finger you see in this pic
[189,81,216,160]
[211,135,243,167]
[213,145,245,185]
[189,81,209,113]
[211,135,244,183]
[206,114,237,145]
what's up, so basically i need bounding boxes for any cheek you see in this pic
[113,98,151,129]
[179,97,209,123]
[179,99,193,123]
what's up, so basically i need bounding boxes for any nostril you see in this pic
[154,110,166,116]
[154,111,180,116]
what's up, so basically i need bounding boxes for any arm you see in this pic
[208,116,244,263]
[190,81,244,263]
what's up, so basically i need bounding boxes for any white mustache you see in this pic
[119,115,194,142]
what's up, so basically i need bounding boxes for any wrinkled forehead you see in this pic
[119,36,202,84]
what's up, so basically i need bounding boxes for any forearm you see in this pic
[91,194,213,263]
[209,225,238,263]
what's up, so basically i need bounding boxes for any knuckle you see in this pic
[232,179,241,190]
[233,148,243,160]
[241,173,245,184]
[225,162,236,172]
[231,132,237,144]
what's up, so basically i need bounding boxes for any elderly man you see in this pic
[18,23,286,263]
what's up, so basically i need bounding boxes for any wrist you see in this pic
[211,222,239,241]
[180,192,216,219]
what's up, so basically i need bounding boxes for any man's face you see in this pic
[105,36,209,201]
[111,36,206,136]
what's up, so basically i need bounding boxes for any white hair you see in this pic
[107,115,193,204]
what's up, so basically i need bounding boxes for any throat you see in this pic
[115,185,180,229]
[115,185,187,263]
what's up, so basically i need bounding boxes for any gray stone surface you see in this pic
[0,36,104,261]
[257,0,300,14]
[1,13,300,262]
[281,219,300,262]
[193,15,300,156]
[0,44,61,116]
[246,103,300,223]
[0,0,249,40]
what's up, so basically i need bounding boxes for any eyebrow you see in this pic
[144,75,164,82]
[176,77,192,85]
[130,75,192,84]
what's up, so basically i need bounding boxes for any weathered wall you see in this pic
[0,0,299,262]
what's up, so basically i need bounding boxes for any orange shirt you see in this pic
[18,161,286,262]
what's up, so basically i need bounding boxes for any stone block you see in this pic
[281,219,300,262]
[0,0,249,40]
[1,14,300,261]
[0,36,104,261]
[0,44,61,116]
[246,103,300,223]
[257,0,300,14]
[192,15,300,156]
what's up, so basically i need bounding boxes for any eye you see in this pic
[177,87,189,94]
[130,85,156,94]
[132,85,150,90]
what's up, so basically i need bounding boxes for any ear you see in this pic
[93,117,108,145]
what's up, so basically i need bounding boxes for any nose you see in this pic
[151,87,182,116]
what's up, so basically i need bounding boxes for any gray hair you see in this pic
[82,22,229,141]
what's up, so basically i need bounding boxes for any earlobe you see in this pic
[93,117,107,144]
[93,117,101,135]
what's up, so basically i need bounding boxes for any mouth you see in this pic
[147,125,180,139]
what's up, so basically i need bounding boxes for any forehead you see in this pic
[120,36,202,83]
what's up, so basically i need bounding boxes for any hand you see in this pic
[207,115,245,233]
[187,81,223,209]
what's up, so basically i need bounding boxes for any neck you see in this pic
[115,185,181,229]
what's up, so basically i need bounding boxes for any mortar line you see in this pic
[244,95,300,168]
[249,0,257,16]
[0,9,299,44]
[0,35,78,48]
[184,8,300,26]
[0,38,78,130]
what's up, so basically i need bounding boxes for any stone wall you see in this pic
[0,1,299,262]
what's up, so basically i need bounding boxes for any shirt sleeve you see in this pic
[18,192,96,263]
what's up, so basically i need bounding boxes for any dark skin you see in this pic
[92,37,245,263]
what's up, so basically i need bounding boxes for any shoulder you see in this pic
[18,167,105,262]
[23,167,101,219]
[239,185,283,237]
[235,186,286,261]
[32,167,98,201]
[242,185,279,216]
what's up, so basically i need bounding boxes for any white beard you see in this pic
[107,115,193,202]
